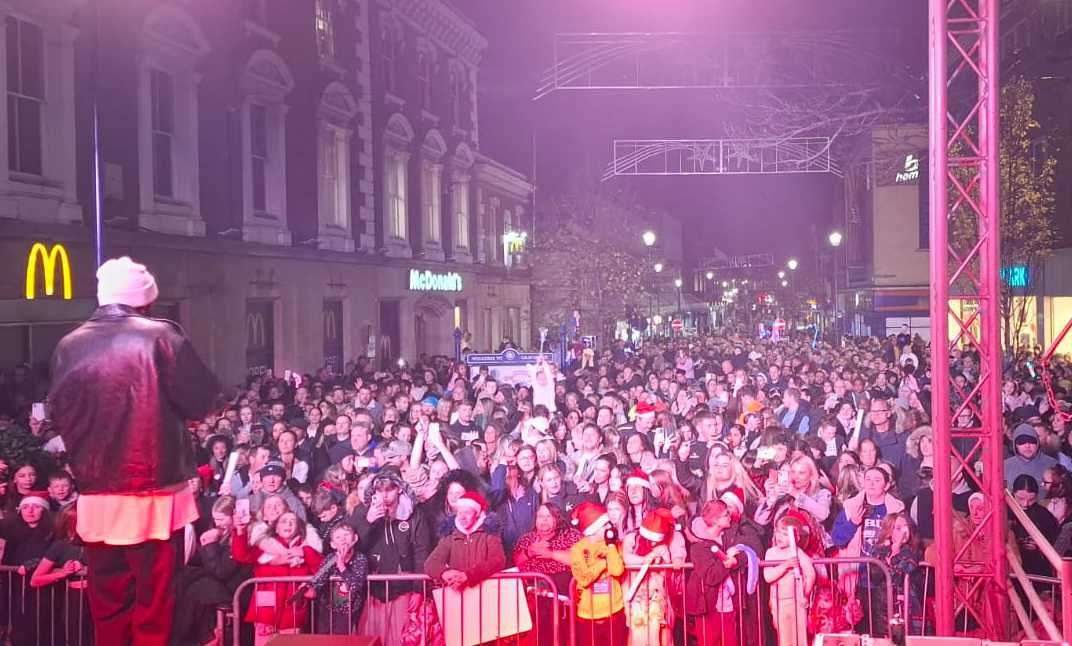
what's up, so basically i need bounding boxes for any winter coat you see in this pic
[685,520,763,616]
[349,499,434,600]
[50,304,220,493]
[424,522,506,587]
[231,529,323,629]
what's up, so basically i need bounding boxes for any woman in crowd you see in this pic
[514,502,582,644]
[831,466,904,635]
[232,509,323,646]
[1010,474,1060,577]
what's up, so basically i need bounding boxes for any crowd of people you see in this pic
[1,323,1072,646]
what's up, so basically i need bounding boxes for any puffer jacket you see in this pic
[50,304,220,494]
[424,521,506,587]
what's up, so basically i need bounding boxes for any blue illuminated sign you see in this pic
[1001,265,1030,288]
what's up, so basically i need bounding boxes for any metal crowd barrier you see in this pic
[567,558,894,646]
[231,571,562,646]
[0,564,92,646]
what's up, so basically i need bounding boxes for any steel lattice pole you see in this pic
[929,0,1007,637]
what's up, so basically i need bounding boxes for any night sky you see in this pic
[454,0,928,273]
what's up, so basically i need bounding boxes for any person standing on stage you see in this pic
[50,256,221,646]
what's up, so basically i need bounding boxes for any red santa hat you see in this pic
[637,507,675,544]
[455,491,488,515]
[571,501,610,536]
[719,487,745,521]
[635,401,656,419]
[625,468,652,491]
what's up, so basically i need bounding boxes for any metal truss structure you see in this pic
[535,6,1010,636]
[604,137,839,181]
[534,31,887,99]
[701,253,775,271]
[928,0,1006,637]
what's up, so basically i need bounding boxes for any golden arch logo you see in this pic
[247,312,266,348]
[25,243,73,300]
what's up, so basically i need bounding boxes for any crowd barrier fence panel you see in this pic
[0,565,92,646]
[231,571,562,646]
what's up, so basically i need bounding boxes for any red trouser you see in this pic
[84,531,183,646]
[694,611,740,646]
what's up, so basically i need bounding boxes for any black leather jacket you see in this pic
[50,304,221,494]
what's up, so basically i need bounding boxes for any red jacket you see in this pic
[232,529,323,629]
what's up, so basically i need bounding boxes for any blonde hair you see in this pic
[704,450,761,504]
[789,455,822,496]
[836,463,862,503]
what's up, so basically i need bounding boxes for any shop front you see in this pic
[0,230,531,387]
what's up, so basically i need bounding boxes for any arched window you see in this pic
[240,50,294,245]
[317,81,358,252]
[383,113,414,256]
[450,144,474,259]
[420,130,446,256]
[137,5,211,236]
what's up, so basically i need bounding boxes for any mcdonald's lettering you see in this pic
[25,243,73,300]
[408,269,463,292]
[247,312,266,348]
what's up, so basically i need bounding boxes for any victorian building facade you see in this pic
[0,0,534,385]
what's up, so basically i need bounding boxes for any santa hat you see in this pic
[638,508,675,544]
[719,487,745,521]
[625,468,652,491]
[571,501,610,536]
[455,491,488,515]
[97,257,159,307]
[17,494,50,511]
[635,401,656,419]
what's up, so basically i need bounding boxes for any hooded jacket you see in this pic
[50,305,221,493]
[1004,424,1057,488]
[349,469,434,600]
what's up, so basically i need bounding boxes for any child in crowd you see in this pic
[764,515,816,646]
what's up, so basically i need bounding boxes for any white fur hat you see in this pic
[97,257,159,307]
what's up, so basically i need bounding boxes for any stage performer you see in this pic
[50,256,221,645]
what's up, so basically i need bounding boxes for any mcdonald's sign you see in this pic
[25,243,73,300]
[247,312,266,348]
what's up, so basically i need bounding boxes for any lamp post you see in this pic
[642,232,656,337]
[787,258,799,271]
[828,231,843,344]
[653,261,663,336]
[674,277,683,335]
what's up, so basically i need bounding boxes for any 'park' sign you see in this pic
[409,269,463,292]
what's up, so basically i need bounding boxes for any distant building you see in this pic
[0,0,533,385]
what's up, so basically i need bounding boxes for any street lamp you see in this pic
[828,231,843,345]
[781,280,789,288]
[673,278,683,335]
[787,258,799,271]
[778,270,786,279]
[705,271,714,280]
[653,262,663,273]
[642,232,657,338]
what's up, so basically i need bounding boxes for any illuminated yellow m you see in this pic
[25,243,72,300]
